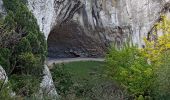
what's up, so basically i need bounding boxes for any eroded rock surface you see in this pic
[27,0,170,57]
[0,65,8,83]
[0,0,6,17]
[40,65,59,99]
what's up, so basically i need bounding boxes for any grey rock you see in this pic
[27,0,170,57]
[0,65,8,83]
[40,65,59,99]
[0,0,6,17]
[0,65,15,97]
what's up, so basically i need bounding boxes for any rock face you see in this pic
[40,65,59,99]
[27,0,56,39]
[0,65,16,97]
[0,0,6,17]
[0,65,8,83]
[27,0,170,58]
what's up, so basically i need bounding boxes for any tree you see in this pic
[14,37,31,54]
[106,45,153,98]
[0,0,47,97]
[26,33,40,54]
[141,15,170,64]
[18,52,42,75]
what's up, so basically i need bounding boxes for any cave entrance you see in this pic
[47,22,106,59]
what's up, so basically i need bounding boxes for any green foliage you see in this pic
[0,48,10,70]
[51,62,123,100]
[3,11,16,31]
[106,16,170,99]
[14,37,31,54]
[1,0,46,73]
[137,95,145,100]
[19,0,28,5]
[141,16,170,64]
[106,45,153,98]
[51,64,74,96]
[151,51,170,99]
[2,0,47,62]
[10,74,40,97]
[18,52,42,76]
[141,15,170,99]
[0,0,47,97]
[2,0,19,13]
[26,33,40,54]
[0,81,13,100]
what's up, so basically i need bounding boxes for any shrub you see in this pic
[0,48,11,71]
[14,37,31,54]
[106,16,170,99]
[51,64,74,96]
[151,51,170,99]
[142,15,170,99]
[26,33,40,54]
[3,11,16,31]
[18,52,42,76]
[0,0,47,97]
[1,0,46,74]
[141,15,170,64]
[0,81,13,100]
[106,45,153,98]
[10,74,40,97]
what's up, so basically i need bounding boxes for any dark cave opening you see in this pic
[47,22,106,58]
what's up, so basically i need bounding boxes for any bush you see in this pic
[51,64,74,96]
[151,51,170,99]
[142,15,170,99]
[106,45,153,98]
[14,37,31,54]
[1,0,46,76]
[3,11,16,31]
[18,52,42,76]
[0,81,13,100]
[0,0,47,97]
[10,74,40,97]
[26,33,40,54]
[105,15,170,99]
[0,48,11,72]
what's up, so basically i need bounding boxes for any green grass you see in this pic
[61,61,106,82]
[51,61,124,100]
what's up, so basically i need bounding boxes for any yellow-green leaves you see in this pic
[106,45,153,97]
[141,15,170,64]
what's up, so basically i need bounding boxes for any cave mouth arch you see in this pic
[47,22,106,59]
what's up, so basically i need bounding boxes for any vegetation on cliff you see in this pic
[0,0,170,99]
[0,0,46,98]
[106,16,170,99]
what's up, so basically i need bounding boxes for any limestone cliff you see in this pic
[27,0,170,58]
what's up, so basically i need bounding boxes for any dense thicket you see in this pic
[0,0,46,97]
[106,16,170,100]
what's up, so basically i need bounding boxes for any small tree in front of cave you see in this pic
[141,15,170,99]
[106,15,170,99]
[106,44,153,98]
[141,15,170,64]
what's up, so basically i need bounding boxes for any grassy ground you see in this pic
[61,61,105,82]
[51,61,124,100]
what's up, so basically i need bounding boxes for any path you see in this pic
[46,57,105,66]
